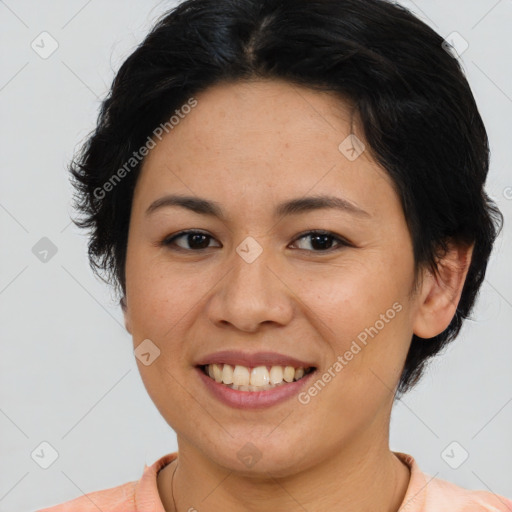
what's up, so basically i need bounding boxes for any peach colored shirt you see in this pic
[36,451,512,511]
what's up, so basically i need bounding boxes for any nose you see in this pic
[206,244,295,333]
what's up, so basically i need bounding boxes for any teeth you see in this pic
[212,363,223,382]
[233,365,250,386]
[250,366,270,386]
[203,363,311,391]
[222,364,234,384]
[283,366,295,383]
[294,367,305,380]
[269,366,283,384]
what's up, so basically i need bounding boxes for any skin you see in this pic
[122,78,473,511]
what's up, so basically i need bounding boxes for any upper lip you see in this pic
[195,350,316,369]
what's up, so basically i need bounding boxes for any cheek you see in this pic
[125,255,205,414]
[125,249,205,339]
[303,281,410,429]
[307,256,409,329]
[302,256,413,389]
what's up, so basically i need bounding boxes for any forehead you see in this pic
[172,78,359,153]
[134,79,397,220]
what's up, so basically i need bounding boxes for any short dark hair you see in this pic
[70,0,503,394]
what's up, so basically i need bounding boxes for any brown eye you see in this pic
[162,230,220,250]
[161,229,350,253]
[291,230,350,252]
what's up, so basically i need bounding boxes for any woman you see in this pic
[37,0,511,510]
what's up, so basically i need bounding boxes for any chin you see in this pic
[191,426,316,477]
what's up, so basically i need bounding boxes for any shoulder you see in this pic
[34,480,138,512]
[426,475,512,512]
[35,452,177,512]
[395,452,512,512]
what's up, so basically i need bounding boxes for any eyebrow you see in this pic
[145,194,370,220]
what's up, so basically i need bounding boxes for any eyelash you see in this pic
[160,229,352,253]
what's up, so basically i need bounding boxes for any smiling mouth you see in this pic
[200,364,315,391]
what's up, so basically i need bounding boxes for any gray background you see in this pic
[0,1,511,510]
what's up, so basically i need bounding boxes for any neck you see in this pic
[158,432,410,512]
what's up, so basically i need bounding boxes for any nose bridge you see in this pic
[232,241,273,293]
[209,236,293,330]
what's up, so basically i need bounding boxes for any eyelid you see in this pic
[291,229,352,250]
[161,229,352,252]
[162,229,219,248]
[292,229,351,243]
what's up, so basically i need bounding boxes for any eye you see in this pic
[160,229,351,253]
[290,230,350,252]
[161,230,220,251]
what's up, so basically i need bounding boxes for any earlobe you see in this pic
[412,242,474,339]
[120,296,132,334]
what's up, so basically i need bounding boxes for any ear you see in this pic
[412,241,474,339]
[120,296,132,334]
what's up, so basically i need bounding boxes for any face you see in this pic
[123,79,423,476]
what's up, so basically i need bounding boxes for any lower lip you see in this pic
[196,367,316,409]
